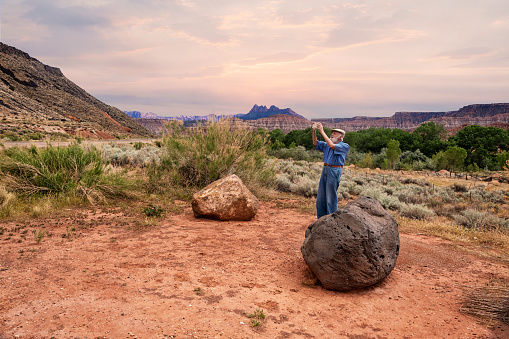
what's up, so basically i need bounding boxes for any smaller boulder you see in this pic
[192,175,259,221]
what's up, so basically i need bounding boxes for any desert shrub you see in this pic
[341,180,363,195]
[26,132,44,141]
[432,201,469,218]
[360,187,403,211]
[460,284,509,325]
[272,159,323,197]
[399,177,431,187]
[432,186,457,203]
[133,141,144,150]
[0,143,130,203]
[400,203,436,220]
[149,120,274,192]
[289,176,317,197]
[467,187,506,204]
[382,186,395,195]
[275,174,293,193]
[338,190,351,200]
[1,132,20,141]
[452,183,468,192]
[353,177,366,186]
[454,209,509,230]
[269,146,323,162]
[388,180,402,188]
[101,144,161,167]
[395,185,432,204]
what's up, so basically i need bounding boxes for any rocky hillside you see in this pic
[314,103,509,132]
[0,42,152,140]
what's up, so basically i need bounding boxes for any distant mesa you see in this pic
[129,102,509,136]
[313,103,509,132]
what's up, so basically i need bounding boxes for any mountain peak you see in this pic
[240,104,305,120]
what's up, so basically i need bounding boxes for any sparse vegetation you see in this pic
[33,229,46,243]
[143,204,163,217]
[193,287,204,295]
[246,309,266,329]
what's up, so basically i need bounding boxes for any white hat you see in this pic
[331,128,345,135]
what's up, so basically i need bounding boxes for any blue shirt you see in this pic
[316,140,350,166]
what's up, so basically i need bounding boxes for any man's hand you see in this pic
[316,122,324,132]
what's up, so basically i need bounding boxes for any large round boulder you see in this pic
[301,196,399,291]
[192,174,259,221]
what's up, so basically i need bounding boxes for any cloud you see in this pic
[453,56,509,69]
[236,52,309,66]
[427,47,494,61]
[23,0,110,28]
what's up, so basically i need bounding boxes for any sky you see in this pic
[1,0,509,119]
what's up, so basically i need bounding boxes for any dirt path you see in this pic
[1,202,508,338]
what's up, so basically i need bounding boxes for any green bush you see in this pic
[0,143,130,202]
[149,120,274,192]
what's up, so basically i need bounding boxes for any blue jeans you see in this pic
[316,166,343,219]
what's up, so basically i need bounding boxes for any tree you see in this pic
[443,146,467,172]
[450,125,509,170]
[386,139,401,169]
[359,152,373,168]
[268,129,285,149]
[391,128,420,152]
[412,121,447,144]
[433,146,467,171]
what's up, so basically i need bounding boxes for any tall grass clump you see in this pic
[0,185,15,217]
[0,143,130,203]
[148,120,274,193]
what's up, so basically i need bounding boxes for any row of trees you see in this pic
[268,122,509,171]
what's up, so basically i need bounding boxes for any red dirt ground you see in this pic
[1,201,508,338]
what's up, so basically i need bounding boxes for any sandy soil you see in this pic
[1,201,508,339]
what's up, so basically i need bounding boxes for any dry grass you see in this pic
[397,216,509,259]
[461,281,509,326]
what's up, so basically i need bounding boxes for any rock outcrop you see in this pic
[192,175,259,221]
[0,42,152,139]
[240,104,307,121]
[301,197,400,291]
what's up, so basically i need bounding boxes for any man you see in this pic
[312,122,350,219]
